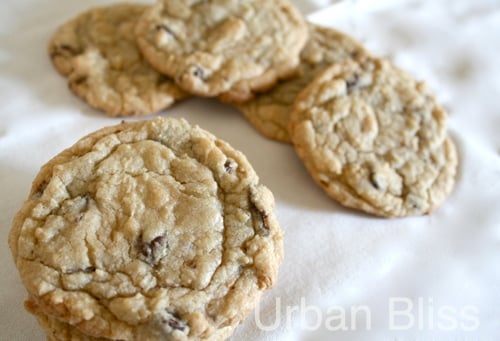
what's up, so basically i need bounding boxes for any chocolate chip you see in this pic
[369,170,388,192]
[408,200,421,211]
[167,318,186,331]
[369,172,381,190]
[74,194,90,222]
[161,311,188,332]
[192,66,205,79]
[84,266,96,273]
[51,44,79,58]
[137,235,168,265]
[73,76,87,85]
[65,266,95,275]
[82,194,90,208]
[155,24,176,39]
[224,159,236,174]
[60,44,77,54]
[249,196,270,236]
[35,180,49,197]
[346,74,359,92]
[406,194,423,211]
[158,74,171,85]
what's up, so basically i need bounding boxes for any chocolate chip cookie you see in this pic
[135,0,308,102]
[289,57,457,217]
[49,4,187,117]
[9,118,283,340]
[237,23,369,143]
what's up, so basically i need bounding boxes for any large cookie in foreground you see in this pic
[237,23,369,143]
[49,4,187,117]
[289,57,457,217]
[9,117,283,340]
[135,0,308,102]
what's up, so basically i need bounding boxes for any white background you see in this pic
[1,0,499,340]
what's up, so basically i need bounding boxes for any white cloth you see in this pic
[1,0,499,339]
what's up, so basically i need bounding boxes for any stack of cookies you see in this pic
[10,118,284,340]
[9,0,458,340]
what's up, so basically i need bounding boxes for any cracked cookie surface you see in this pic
[135,0,308,102]
[237,23,369,143]
[9,117,283,340]
[49,4,187,117]
[289,57,457,217]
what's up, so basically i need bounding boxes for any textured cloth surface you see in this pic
[1,0,499,339]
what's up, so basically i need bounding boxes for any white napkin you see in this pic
[1,0,499,340]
